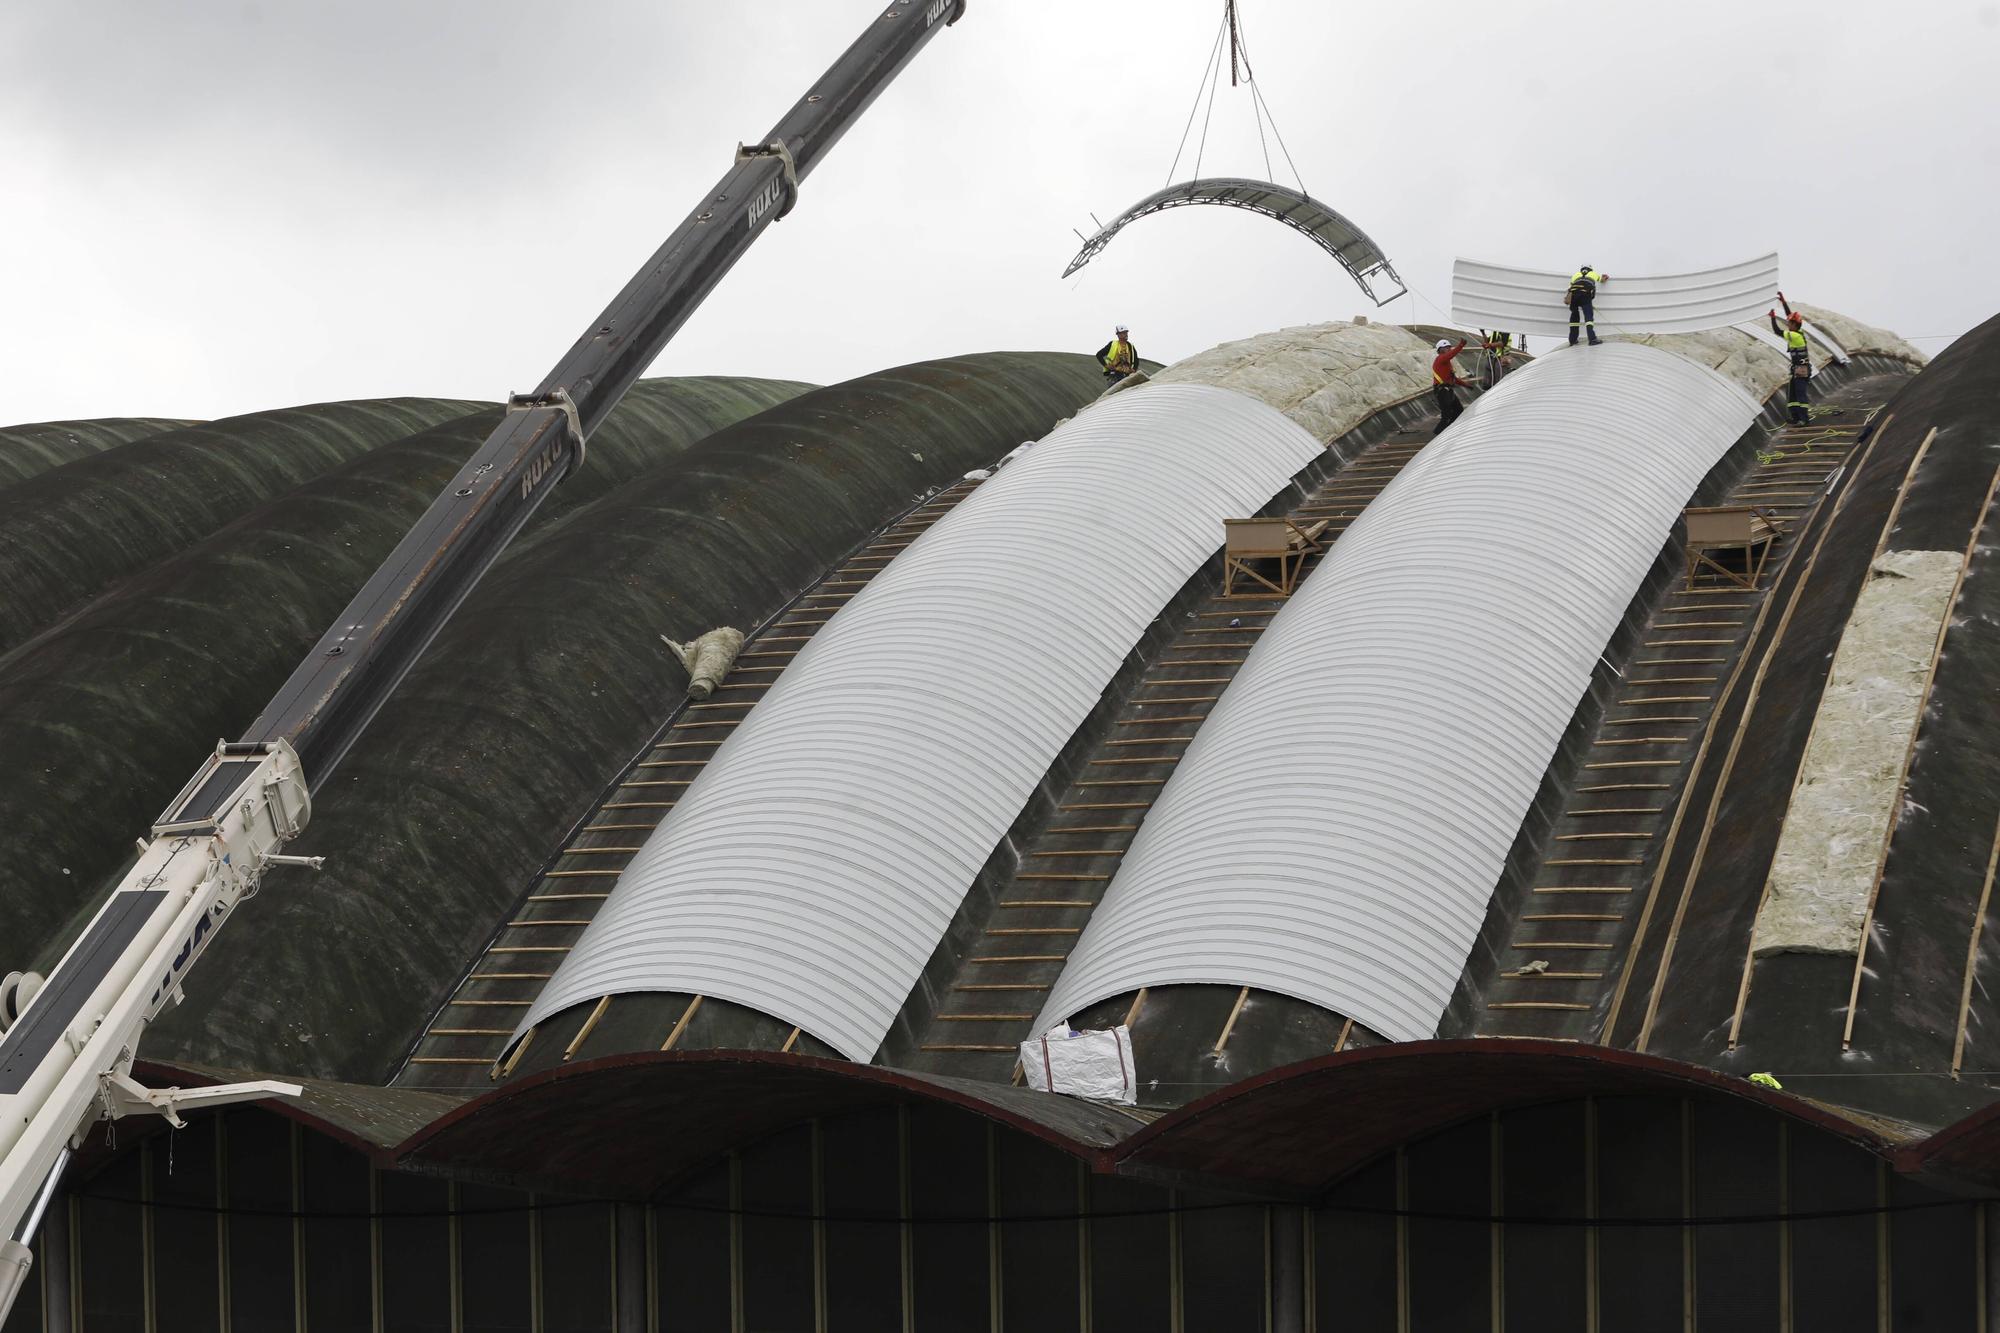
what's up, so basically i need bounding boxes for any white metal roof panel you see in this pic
[515,384,1323,1060]
[1452,254,1780,339]
[1037,343,1763,1043]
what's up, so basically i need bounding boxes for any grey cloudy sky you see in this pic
[3,0,1994,424]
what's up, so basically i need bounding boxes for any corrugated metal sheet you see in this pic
[1037,343,1763,1043]
[514,384,1324,1060]
[1452,255,1780,339]
[1064,178,1406,304]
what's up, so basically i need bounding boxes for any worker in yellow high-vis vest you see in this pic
[1565,265,1609,346]
[1769,306,1813,425]
[1097,325,1139,385]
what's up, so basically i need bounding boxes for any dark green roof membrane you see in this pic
[0,417,195,491]
[0,398,484,656]
[146,352,1106,1082]
[1,378,811,974]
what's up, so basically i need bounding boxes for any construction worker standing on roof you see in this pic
[1566,264,1609,346]
[1098,325,1139,386]
[1771,299,1813,426]
[1431,337,1469,435]
[1480,329,1513,388]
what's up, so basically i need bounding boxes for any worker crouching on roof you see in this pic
[1098,325,1138,385]
[1431,337,1469,436]
[1566,265,1608,346]
[1771,305,1813,426]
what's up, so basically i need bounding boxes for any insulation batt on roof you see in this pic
[1753,549,1964,956]
[1151,321,1435,444]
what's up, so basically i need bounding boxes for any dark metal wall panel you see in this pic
[818,1112,902,1333]
[224,1115,295,1333]
[1888,1177,1980,1331]
[739,1127,815,1333]
[910,1106,990,1332]
[996,1136,1082,1332]
[302,1133,374,1332]
[75,1152,144,1333]
[1179,1198,1265,1333]
[1089,1176,1171,1333]
[1787,1116,1877,1331]
[150,1123,220,1333]
[1594,1098,1684,1333]
[459,1183,532,1333]
[1405,1119,1490,1333]
[540,1202,615,1333]
[1500,1103,1588,1332]
[656,1162,731,1333]
[380,1172,452,1333]
[1313,1157,1398,1333]
[1690,1100,1780,1332]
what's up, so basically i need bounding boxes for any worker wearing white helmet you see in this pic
[1097,325,1139,385]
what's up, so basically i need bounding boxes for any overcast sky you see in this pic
[3,0,1994,424]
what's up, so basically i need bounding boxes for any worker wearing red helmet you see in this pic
[1431,337,1469,436]
[1769,295,1813,425]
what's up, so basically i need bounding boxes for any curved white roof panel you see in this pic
[515,384,1323,1060]
[1037,344,1763,1043]
[1452,254,1780,339]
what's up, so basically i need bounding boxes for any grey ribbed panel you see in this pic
[514,384,1323,1059]
[1452,254,1780,339]
[1063,178,1406,304]
[1037,343,1763,1042]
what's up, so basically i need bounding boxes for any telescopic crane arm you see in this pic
[0,1,966,1320]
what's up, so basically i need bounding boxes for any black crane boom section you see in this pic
[242,0,967,784]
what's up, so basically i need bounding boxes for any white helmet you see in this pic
[1435,339,1454,351]
[1115,324,1129,334]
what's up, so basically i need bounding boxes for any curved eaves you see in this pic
[0,416,193,491]
[0,397,485,657]
[0,378,813,974]
[1039,344,1764,1043]
[1064,177,1406,305]
[145,353,1108,1083]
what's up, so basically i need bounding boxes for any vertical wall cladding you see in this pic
[150,1120,221,1330]
[379,1173,452,1332]
[142,353,1107,1084]
[24,1095,1989,1333]
[0,398,485,657]
[0,417,191,492]
[0,377,810,1004]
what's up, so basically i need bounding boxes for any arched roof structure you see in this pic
[514,384,1325,1061]
[1038,343,1765,1042]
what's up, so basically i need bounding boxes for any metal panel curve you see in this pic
[515,384,1324,1060]
[1037,344,1763,1043]
[1064,178,1406,305]
[1452,254,1780,339]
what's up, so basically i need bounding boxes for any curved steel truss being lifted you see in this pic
[1061,177,1408,306]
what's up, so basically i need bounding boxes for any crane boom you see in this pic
[0,2,966,1321]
